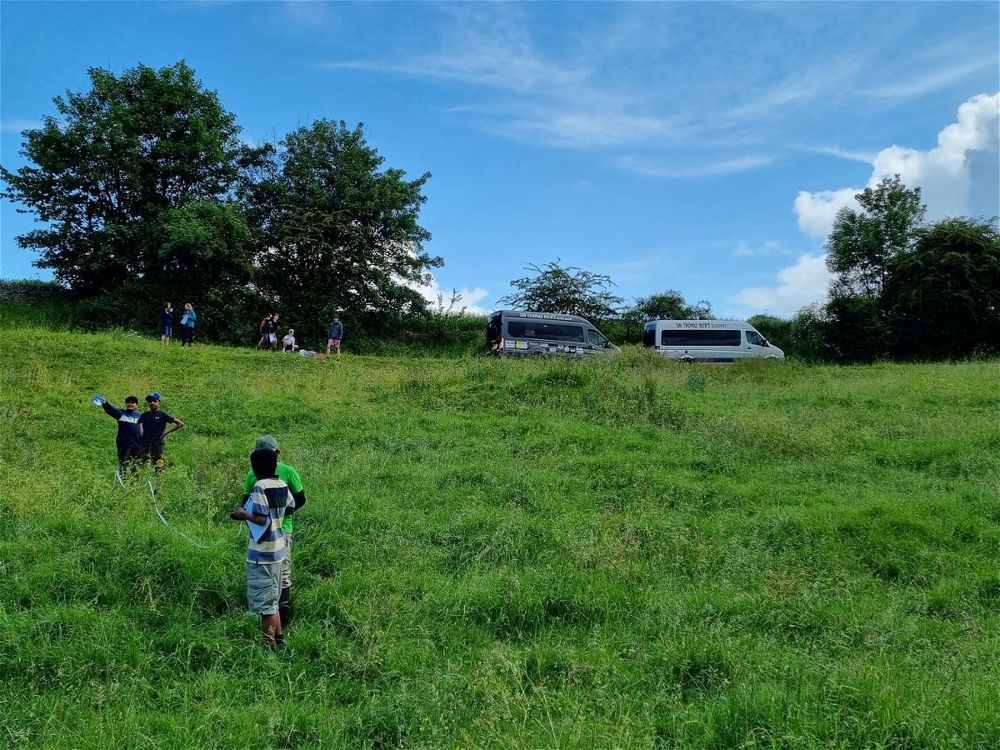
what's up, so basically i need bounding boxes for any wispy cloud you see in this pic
[313,3,997,158]
[314,6,686,150]
[859,57,996,100]
[616,154,774,179]
[724,59,864,122]
[792,145,877,164]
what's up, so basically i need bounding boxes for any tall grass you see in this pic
[1,323,997,748]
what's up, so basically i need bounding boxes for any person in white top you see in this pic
[281,329,298,352]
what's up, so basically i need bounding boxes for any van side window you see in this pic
[508,321,585,343]
[662,330,741,347]
[746,331,766,346]
[587,329,605,347]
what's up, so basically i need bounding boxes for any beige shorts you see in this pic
[247,561,282,615]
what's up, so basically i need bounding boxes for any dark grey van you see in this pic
[486,310,616,357]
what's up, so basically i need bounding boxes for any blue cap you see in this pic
[146,392,163,402]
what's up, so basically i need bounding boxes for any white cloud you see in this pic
[795,92,1000,238]
[794,187,860,238]
[404,273,490,315]
[734,253,833,317]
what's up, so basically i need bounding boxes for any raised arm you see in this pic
[101,400,123,419]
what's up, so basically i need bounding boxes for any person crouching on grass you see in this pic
[230,448,296,648]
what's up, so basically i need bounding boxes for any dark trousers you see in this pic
[179,325,194,346]
[117,445,142,474]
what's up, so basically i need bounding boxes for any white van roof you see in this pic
[646,319,757,329]
[496,310,591,324]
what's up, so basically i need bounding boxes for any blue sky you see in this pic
[2,1,998,316]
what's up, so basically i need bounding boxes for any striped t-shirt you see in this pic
[245,476,295,563]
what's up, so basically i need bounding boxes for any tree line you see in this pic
[4,62,997,361]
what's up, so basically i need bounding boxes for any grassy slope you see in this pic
[1,320,998,749]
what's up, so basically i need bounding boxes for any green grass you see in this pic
[1,319,997,748]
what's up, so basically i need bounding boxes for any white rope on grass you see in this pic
[112,470,228,549]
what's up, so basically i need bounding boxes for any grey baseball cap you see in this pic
[254,435,278,451]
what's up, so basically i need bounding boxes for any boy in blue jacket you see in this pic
[99,395,144,474]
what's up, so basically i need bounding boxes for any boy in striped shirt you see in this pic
[230,448,296,647]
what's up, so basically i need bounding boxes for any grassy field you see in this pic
[1,316,998,748]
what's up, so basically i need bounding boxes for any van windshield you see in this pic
[508,321,585,343]
[487,314,502,344]
[662,329,741,346]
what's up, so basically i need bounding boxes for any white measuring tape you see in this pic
[114,471,228,549]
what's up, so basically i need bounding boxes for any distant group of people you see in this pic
[154,303,343,361]
[160,302,197,346]
[256,312,344,361]
[99,392,306,648]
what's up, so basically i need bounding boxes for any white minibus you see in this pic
[642,320,784,362]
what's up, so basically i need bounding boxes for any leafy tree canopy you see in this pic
[883,217,1000,359]
[499,261,624,319]
[630,290,712,320]
[826,175,926,299]
[1,61,262,297]
[248,120,440,324]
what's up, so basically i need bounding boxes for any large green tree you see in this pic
[1,62,260,304]
[883,217,1000,359]
[247,120,439,328]
[826,175,926,299]
[499,261,624,319]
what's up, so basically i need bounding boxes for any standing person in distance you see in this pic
[178,303,196,347]
[257,313,273,350]
[327,315,344,361]
[231,447,297,648]
[138,392,185,492]
[257,313,271,349]
[242,435,306,632]
[269,313,280,350]
[98,395,144,477]
[160,302,174,345]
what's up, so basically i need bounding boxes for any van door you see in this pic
[586,328,608,351]
[744,330,768,358]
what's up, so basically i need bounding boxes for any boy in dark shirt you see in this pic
[138,392,185,490]
[99,395,144,474]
